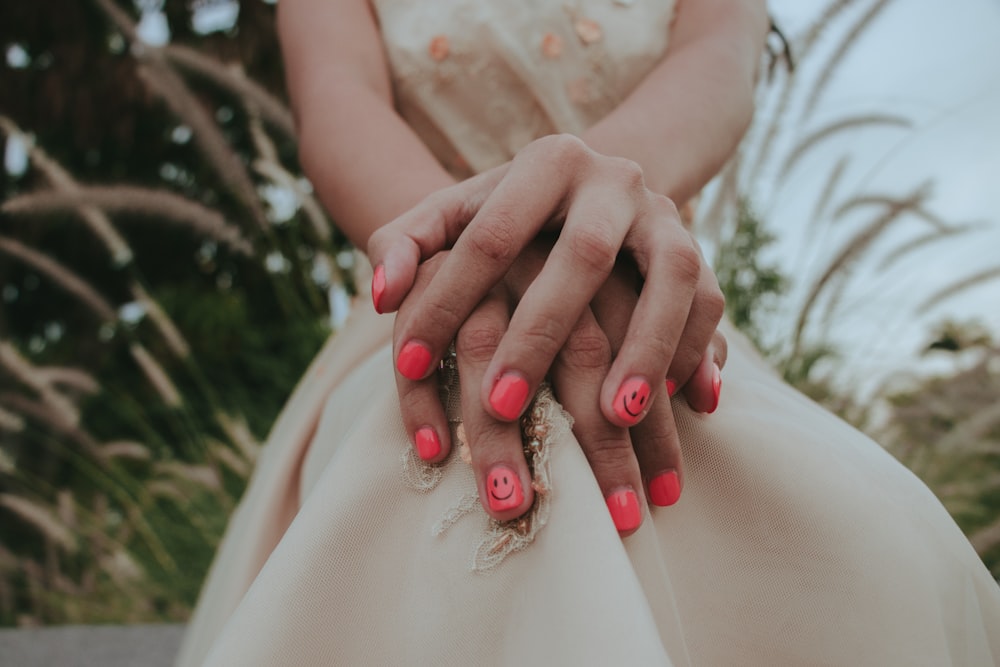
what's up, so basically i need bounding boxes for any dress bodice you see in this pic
[371,0,678,176]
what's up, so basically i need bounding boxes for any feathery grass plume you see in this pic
[128,344,183,407]
[0,235,117,323]
[801,0,895,119]
[918,266,1000,314]
[971,516,1000,555]
[834,192,951,231]
[34,368,100,396]
[127,283,191,359]
[164,44,296,140]
[134,60,270,232]
[776,114,910,183]
[210,442,250,478]
[99,441,153,461]
[0,494,78,554]
[0,393,106,463]
[790,184,931,359]
[0,342,82,430]
[155,461,221,492]
[2,186,254,257]
[0,116,133,266]
[89,0,270,230]
[215,411,260,463]
[248,114,334,245]
[0,406,25,434]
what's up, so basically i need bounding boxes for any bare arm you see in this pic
[279,0,768,249]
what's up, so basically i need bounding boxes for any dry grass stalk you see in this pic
[100,441,153,461]
[155,461,221,492]
[0,406,24,434]
[918,265,1000,314]
[128,344,183,407]
[880,222,982,270]
[777,114,910,182]
[801,0,895,118]
[2,186,254,256]
[1,116,133,266]
[129,283,191,359]
[0,494,78,553]
[809,155,850,226]
[0,392,106,463]
[0,235,117,323]
[215,411,260,463]
[211,442,250,478]
[164,44,296,140]
[0,342,82,429]
[791,185,930,357]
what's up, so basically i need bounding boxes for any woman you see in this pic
[176,0,1000,664]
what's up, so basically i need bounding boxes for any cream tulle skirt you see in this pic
[175,304,1000,666]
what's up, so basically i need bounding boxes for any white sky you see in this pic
[742,0,1000,391]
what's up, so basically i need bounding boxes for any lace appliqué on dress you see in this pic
[401,346,573,572]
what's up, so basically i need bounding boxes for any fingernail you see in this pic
[414,427,440,460]
[665,378,677,397]
[613,377,651,425]
[606,489,642,533]
[489,372,530,420]
[486,465,524,512]
[371,264,386,314]
[707,363,722,414]
[397,340,433,380]
[649,470,681,507]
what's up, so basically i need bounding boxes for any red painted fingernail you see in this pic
[489,373,530,420]
[613,377,651,425]
[707,363,722,414]
[414,427,440,461]
[486,465,524,512]
[371,264,386,314]
[649,470,681,507]
[665,378,677,397]
[606,489,641,533]
[397,340,433,380]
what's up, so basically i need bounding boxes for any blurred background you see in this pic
[0,0,997,627]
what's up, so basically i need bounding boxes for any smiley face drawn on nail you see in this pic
[490,472,515,501]
[621,380,650,417]
[486,467,523,511]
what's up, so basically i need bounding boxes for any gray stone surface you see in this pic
[0,624,185,667]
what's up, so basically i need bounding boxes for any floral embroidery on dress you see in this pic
[401,345,573,572]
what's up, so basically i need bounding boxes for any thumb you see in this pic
[365,165,509,314]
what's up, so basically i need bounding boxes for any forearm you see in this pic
[278,0,455,253]
[583,0,769,204]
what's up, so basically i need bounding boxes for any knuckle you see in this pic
[457,321,505,364]
[664,240,702,285]
[567,224,617,274]
[559,328,611,372]
[608,156,645,191]
[701,284,726,324]
[581,432,637,477]
[468,211,519,265]
[517,318,566,359]
[648,192,680,219]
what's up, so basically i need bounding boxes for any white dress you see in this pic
[176,0,1000,664]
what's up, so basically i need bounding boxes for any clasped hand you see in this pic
[367,135,726,535]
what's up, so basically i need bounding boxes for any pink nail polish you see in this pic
[606,489,641,533]
[665,378,677,397]
[371,264,386,314]
[613,377,651,425]
[414,427,440,460]
[649,470,681,507]
[708,363,721,414]
[486,466,523,512]
[489,373,530,420]
[397,340,433,380]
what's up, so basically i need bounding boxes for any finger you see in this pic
[629,389,685,508]
[590,275,684,507]
[366,166,509,314]
[392,136,586,381]
[456,291,534,521]
[394,258,452,463]
[682,330,728,414]
[480,178,638,422]
[662,252,726,393]
[601,196,703,428]
[550,310,645,536]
